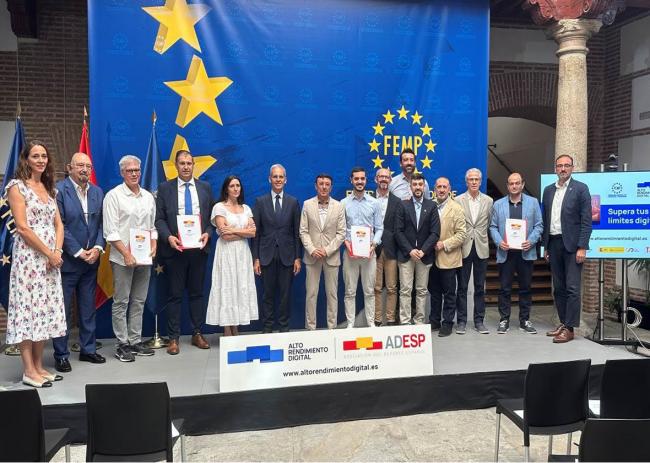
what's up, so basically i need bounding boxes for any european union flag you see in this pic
[142,120,167,314]
[0,117,25,309]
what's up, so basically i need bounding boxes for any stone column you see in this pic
[546,19,602,172]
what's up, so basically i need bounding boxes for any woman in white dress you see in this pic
[206,176,258,336]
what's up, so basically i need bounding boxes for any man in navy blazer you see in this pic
[542,154,592,343]
[155,151,214,355]
[53,153,106,372]
[395,173,440,325]
[252,164,301,333]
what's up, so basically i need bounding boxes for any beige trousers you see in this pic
[398,259,432,325]
[343,252,376,327]
[374,251,398,323]
[304,261,340,330]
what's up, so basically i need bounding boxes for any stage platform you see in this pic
[0,315,638,443]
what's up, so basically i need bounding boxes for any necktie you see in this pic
[415,201,421,226]
[275,194,281,215]
[184,183,192,215]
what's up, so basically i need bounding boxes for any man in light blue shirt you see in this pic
[341,167,383,327]
[389,147,431,200]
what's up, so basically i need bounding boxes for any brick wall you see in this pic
[0,0,88,334]
[0,0,88,175]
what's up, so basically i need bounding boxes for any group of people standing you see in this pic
[4,141,591,389]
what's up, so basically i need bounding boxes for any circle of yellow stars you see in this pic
[368,104,437,173]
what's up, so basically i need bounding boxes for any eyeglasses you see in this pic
[124,169,141,175]
[555,163,573,169]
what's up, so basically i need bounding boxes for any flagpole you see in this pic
[143,109,168,349]
[2,104,22,356]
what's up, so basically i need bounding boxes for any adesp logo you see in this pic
[343,334,426,351]
[227,345,284,364]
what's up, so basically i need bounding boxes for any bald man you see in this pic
[52,153,106,373]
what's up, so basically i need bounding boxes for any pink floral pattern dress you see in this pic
[4,180,66,344]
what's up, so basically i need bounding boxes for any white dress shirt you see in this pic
[103,183,158,266]
[177,178,200,215]
[550,178,571,235]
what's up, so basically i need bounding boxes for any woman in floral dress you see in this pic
[5,141,66,388]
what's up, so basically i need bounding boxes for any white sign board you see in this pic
[219,325,434,392]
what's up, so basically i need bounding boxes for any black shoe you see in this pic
[115,344,135,363]
[430,322,441,331]
[279,327,290,333]
[79,352,106,364]
[129,343,155,356]
[438,325,452,337]
[262,328,273,334]
[54,358,72,373]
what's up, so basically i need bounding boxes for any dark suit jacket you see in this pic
[155,178,214,259]
[252,192,301,267]
[376,192,401,260]
[541,178,592,253]
[395,198,440,265]
[56,178,105,273]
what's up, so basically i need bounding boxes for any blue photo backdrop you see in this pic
[88,0,489,335]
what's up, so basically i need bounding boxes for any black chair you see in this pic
[579,418,650,461]
[599,358,650,419]
[85,382,186,461]
[495,359,591,462]
[0,389,70,462]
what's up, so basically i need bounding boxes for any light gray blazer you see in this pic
[456,191,493,260]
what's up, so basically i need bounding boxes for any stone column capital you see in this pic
[546,18,603,56]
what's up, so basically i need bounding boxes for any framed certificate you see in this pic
[350,225,371,258]
[505,219,527,250]
[177,214,202,249]
[129,228,152,265]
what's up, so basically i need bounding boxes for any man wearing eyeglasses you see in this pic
[52,153,106,372]
[103,155,158,362]
[542,155,592,343]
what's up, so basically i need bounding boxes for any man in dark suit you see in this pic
[53,153,106,372]
[155,150,214,355]
[542,154,592,343]
[395,173,440,325]
[374,168,401,326]
[252,164,301,333]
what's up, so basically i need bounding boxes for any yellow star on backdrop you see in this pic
[143,0,211,54]
[165,55,233,127]
[368,139,381,152]
[413,167,421,175]
[372,155,384,168]
[420,123,432,137]
[0,197,6,208]
[421,155,433,169]
[154,263,165,275]
[425,140,437,152]
[163,134,217,179]
[397,105,409,119]
[382,110,395,124]
[411,111,423,125]
[1,254,10,266]
[372,122,385,136]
